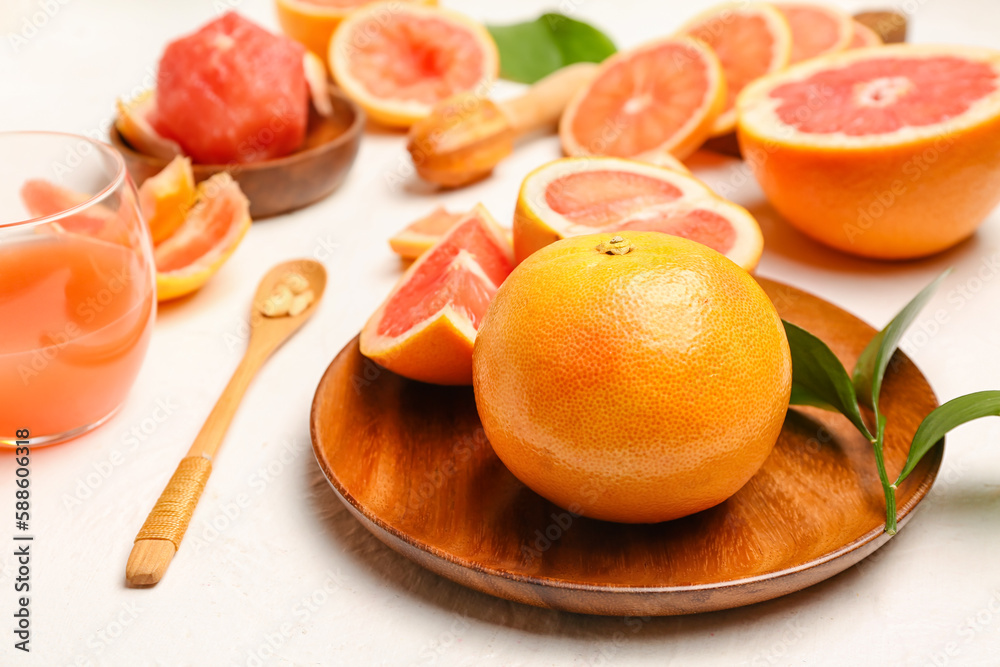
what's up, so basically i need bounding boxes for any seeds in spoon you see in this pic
[260,284,293,317]
[259,272,315,317]
[288,289,315,316]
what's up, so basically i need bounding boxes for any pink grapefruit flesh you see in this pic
[331,3,498,127]
[378,212,512,338]
[769,55,998,136]
[544,170,683,227]
[155,12,309,164]
[560,37,726,160]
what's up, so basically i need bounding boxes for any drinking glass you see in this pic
[0,132,156,446]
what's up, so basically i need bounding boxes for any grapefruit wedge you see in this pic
[679,3,792,135]
[514,157,763,270]
[138,155,197,244]
[737,44,1000,259]
[559,36,726,161]
[388,206,465,260]
[329,2,498,128]
[154,173,252,301]
[774,3,853,63]
[361,204,513,385]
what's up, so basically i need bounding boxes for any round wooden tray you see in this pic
[310,278,943,616]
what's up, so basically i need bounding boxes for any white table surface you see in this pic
[4,0,1000,664]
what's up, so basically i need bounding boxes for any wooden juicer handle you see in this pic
[407,62,598,188]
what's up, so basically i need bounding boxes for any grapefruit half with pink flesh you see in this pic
[559,36,726,161]
[361,204,513,385]
[737,44,1000,259]
[514,157,763,270]
[774,3,853,63]
[329,2,498,128]
[679,3,792,135]
[155,12,309,164]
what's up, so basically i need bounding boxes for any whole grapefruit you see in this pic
[472,232,791,524]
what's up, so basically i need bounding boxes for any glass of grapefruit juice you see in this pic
[0,132,156,446]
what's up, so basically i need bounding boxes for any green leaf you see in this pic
[783,321,874,441]
[487,13,616,84]
[895,391,1000,485]
[852,270,951,414]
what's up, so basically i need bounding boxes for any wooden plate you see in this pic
[310,279,943,616]
[109,87,364,219]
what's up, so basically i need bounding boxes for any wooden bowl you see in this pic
[310,278,944,616]
[109,88,364,219]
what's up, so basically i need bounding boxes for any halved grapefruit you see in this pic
[514,157,763,270]
[388,206,465,260]
[361,204,513,385]
[678,3,792,135]
[848,19,883,49]
[774,3,853,63]
[154,173,252,301]
[138,155,197,244]
[329,2,498,128]
[275,0,436,62]
[559,36,726,161]
[737,44,1000,259]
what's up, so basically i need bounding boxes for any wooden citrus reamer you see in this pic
[125,259,326,587]
[407,62,598,188]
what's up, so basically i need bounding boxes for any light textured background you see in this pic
[3,0,1000,665]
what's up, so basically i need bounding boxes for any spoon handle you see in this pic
[125,346,267,587]
[188,348,268,459]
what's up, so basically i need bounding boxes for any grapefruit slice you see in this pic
[774,3,853,63]
[138,156,197,244]
[329,2,499,128]
[276,0,435,62]
[678,3,792,135]
[388,206,465,260]
[559,36,726,161]
[361,204,513,385]
[514,157,763,270]
[737,44,1000,259]
[155,173,252,301]
[848,19,883,49]
[155,12,309,164]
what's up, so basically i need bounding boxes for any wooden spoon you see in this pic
[407,62,598,188]
[125,259,327,588]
